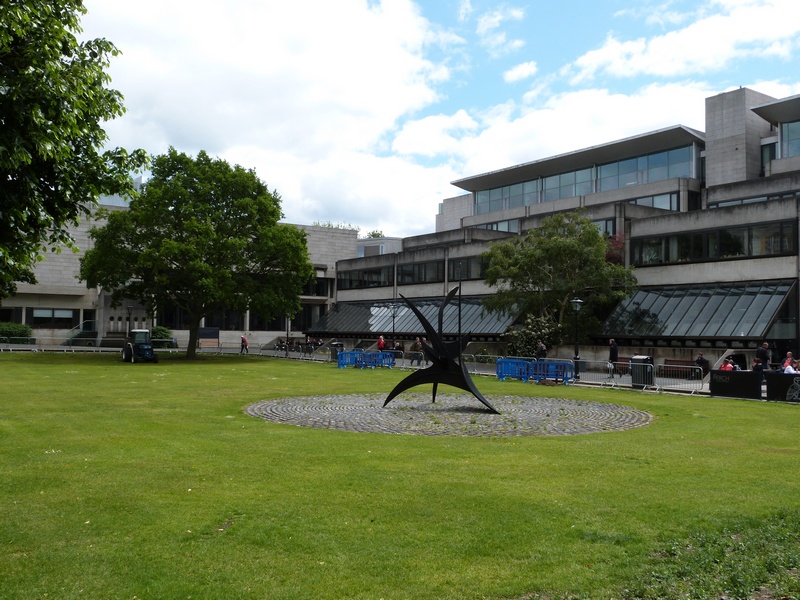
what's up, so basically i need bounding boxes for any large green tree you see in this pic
[482,210,637,338]
[0,1,147,298]
[79,148,314,358]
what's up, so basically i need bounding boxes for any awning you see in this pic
[600,279,796,343]
[307,296,515,339]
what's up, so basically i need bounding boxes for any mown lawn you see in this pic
[1,352,799,599]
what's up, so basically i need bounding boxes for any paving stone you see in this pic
[246,393,652,437]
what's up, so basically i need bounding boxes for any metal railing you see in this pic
[575,360,705,394]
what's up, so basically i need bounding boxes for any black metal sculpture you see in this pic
[383,287,500,414]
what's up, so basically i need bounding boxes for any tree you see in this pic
[482,210,637,340]
[80,148,314,359]
[505,315,563,358]
[0,1,147,298]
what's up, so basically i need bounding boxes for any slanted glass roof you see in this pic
[308,296,515,338]
[601,280,795,342]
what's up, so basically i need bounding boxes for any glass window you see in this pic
[782,121,800,157]
[782,222,797,252]
[559,171,575,199]
[490,187,504,212]
[618,158,637,174]
[647,150,669,182]
[523,180,538,205]
[719,228,746,258]
[508,183,524,208]
[543,175,560,202]
[648,151,668,167]
[687,289,724,336]
[575,168,592,196]
[619,159,638,186]
[598,162,618,192]
[668,146,691,164]
[640,238,664,265]
[476,190,490,215]
[653,193,676,210]
[751,223,782,256]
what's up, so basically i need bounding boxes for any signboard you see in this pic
[709,370,762,400]
[765,373,800,402]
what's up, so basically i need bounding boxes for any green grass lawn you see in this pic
[1,352,799,599]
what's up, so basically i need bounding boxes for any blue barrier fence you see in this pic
[496,358,575,384]
[337,350,395,369]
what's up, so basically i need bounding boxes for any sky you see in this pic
[80,0,800,238]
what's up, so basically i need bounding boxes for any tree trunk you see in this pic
[186,320,201,359]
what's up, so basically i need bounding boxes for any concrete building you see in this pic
[1,206,358,349]
[315,87,800,359]
[7,87,800,359]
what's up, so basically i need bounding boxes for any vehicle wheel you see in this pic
[131,352,137,364]
[122,347,130,362]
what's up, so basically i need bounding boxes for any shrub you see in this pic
[150,325,175,348]
[0,322,33,341]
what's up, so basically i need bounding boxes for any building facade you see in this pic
[1,206,358,348]
[7,87,800,358]
[320,87,800,357]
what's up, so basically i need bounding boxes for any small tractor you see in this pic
[122,329,159,363]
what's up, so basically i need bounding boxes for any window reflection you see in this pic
[474,145,694,215]
[631,221,796,266]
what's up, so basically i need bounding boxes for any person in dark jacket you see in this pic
[608,338,619,377]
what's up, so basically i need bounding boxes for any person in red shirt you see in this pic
[377,335,386,351]
[719,358,734,371]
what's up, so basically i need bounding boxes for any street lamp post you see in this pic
[126,305,133,336]
[570,298,584,379]
[390,302,398,360]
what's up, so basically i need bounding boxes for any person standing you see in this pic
[240,334,249,354]
[410,337,422,366]
[752,357,766,380]
[377,335,386,351]
[694,352,710,377]
[756,342,771,368]
[608,338,619,377]
[535,339,547,360]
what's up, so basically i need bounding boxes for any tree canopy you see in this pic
[482,210,637,337]
[0,1,147,298]
[79,148,314,358]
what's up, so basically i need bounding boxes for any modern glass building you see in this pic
[330,87,800,355]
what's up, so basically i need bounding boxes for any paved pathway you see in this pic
[246,393,652,437]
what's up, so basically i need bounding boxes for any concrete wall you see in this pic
[294,224,358,270]
[705,87,776,187]
[436,193,473,232]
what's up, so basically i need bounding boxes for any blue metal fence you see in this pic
[496,358,575,384]
[337,350,395,369]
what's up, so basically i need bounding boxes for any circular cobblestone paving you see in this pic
[245,394,652,437]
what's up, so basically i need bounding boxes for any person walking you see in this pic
[240,334,249,354]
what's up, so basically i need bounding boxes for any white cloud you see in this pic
[77,0,800,239]
[458,0,473,22]
[392,110,479,156]
[504,61,538,83]
[569,0,800,82]
[475,7,526,57]
[81,0,458,236]
[447,82,713,179]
